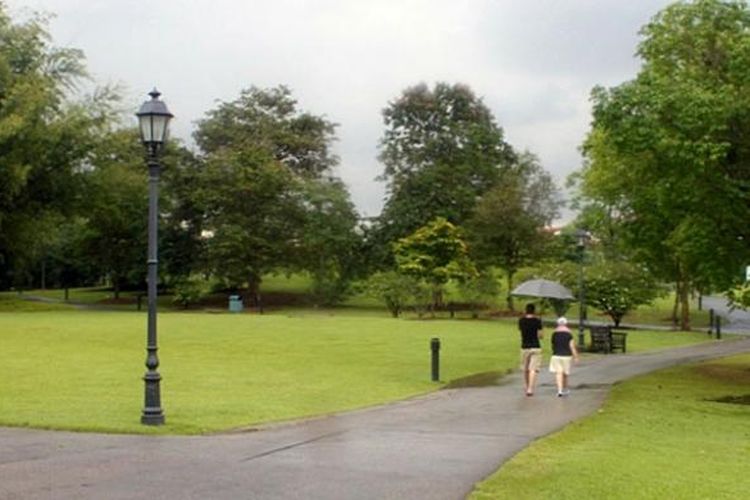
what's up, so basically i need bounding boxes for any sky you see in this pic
[10,0,674,220]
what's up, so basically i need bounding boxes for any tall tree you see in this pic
[80,129,148,298]
[466,152,561,310]
[576,0,750,329]
[0,5,115,289]
[296,177,362,305]
[194,86,358,304]
[373,82,516,260]
[196,148,302,302]
[194,85,338,178]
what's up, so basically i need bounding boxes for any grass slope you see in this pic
[470,354,750,499]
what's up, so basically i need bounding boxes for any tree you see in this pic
[0,6,118,290]
[393,217,477,309]
[80,129,148,298]
[296,178,362,305]
[466,152,561,310]
[373,82,516,260]
[457,270,501,318]
[197,148,302,303]
[160,144,207,283]
[576,0,750,329]
[193,86,353,305]
[584,261,661,327]
[194,85,337,178]
[727,282,750,310]
[365,271,427,317]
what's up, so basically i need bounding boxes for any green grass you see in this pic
[622,294,711,329]
[470,353,750,500]
[0,311,519,434]
[0,310,722,435]
[0,294,75,312]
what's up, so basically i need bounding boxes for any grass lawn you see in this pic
[0,311,518,434]
[0,294,74,312]
[0,309,724,435]
[470,353,750,500]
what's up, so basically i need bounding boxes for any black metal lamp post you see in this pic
[575,229,589,349]
[136,89,173,425]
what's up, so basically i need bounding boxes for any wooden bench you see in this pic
[589,326,628,354]
[610,330,628,353]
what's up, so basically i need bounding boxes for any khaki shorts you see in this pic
[521,348,542,372]
[549,355,572,375]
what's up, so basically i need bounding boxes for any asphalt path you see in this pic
[2,338,750,500]
[703,295,750,334]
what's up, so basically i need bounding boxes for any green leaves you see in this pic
[393,217,476,286]
[193,86,360,299]
[373,82,516,251]
[576,0,750,326]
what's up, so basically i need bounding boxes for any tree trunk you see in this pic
[248,274,262,314]
[679,282,691,331]
[506,271,515,312]
[113,276,121,300]
[432,286,443,311]
[41,258,46,290]
[671,283,680,328]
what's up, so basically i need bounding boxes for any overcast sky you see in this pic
[11,0,674,220]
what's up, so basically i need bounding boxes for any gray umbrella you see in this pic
[511,279,575,300]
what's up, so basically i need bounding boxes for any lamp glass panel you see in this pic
[151,115,167,143]
[138,115,153,143]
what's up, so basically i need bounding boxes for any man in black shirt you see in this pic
[518,303,543,396]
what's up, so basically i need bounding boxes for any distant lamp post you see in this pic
[575,229,590,349]
[136,89,173,425]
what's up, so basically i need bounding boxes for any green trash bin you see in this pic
[228,295,243,313]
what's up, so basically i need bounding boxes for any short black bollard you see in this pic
[708,309,714,337]
[430,337,441,382]
[716,316,722,340]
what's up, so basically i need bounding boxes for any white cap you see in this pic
[557,317,568,325]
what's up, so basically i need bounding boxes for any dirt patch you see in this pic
[692,364,750,384]
[99,297,137,305]
[707,394,750,406]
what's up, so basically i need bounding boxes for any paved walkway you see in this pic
[703,295,750,334]
[2,338,750,500]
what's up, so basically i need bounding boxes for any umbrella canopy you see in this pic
[511,279,575,300]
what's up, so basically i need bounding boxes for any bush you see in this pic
[365,271,427,318]
[458,270,501,318]
[171,277,210,309]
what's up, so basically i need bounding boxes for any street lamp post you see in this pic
[136,89,173,425]
[575,229,589,349]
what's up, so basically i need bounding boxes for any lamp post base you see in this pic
[141,409,165,425]
[142,368,164,425]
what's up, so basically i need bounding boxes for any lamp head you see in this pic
[136,88,173,152]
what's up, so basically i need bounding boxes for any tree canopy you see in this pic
[0,6,115,289]
[576,0,750,329]
[372,82,516,258]
[466,151,561,310]
[193,86,359,303]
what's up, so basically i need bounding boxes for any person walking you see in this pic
[549,317,580,397]
[518,303,543,396]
